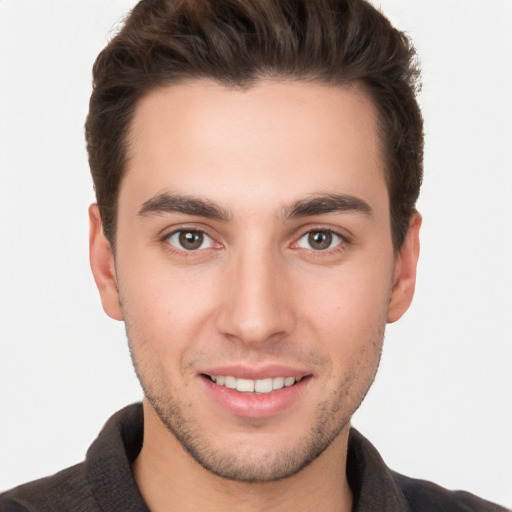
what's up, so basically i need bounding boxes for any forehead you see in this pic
[122,79,387,217]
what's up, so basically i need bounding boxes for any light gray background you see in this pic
[0,0,511,507]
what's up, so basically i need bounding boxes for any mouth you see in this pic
[200,370,312,418]
[203,374,305,394]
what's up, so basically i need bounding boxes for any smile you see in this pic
[207,375,303,394]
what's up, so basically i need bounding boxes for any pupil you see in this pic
[179,231,203,250]
[309,231,331,250]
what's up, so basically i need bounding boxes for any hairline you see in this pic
[106,75,396,251]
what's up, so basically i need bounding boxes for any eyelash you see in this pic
[160,227,349,256]
[292,228,348,255]
[160,225,220,257]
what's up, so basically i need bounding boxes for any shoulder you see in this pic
[0,404,146,512]
[0,462,98,512]
[347,428,508,512]
[392,472,509,512]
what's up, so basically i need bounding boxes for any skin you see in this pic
[89,79,421,512]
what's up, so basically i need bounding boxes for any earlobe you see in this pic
[89,204,124,321]
[387,211,422,324]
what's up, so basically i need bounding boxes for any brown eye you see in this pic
[168,230,213,251]
[309,231,332,250]
[297,230,342,251]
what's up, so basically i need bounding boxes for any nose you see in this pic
[216,246,296,346]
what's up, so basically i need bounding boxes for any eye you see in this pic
[297,230,343,251]
[167,230,215,251]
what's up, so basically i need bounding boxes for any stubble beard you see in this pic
[145,380,355,482]
[126,324,384,483]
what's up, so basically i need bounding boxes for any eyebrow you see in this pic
[138,193,231,221]
[137,191,372,222]
[283,193,373,219]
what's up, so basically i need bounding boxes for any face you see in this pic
[90,79,420,482]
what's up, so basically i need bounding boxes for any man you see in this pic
[0,0,509,511]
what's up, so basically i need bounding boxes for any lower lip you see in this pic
[200,376,311,419]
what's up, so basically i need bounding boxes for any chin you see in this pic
[147,390,350,483]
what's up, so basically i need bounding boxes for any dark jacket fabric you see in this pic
[0,403,507,511]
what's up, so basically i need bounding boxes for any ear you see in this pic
[387,211,422,323]
[89,204,124,321]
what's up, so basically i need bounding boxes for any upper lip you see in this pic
[199,364,311,380]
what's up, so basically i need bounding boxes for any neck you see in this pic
[132,401,353,512]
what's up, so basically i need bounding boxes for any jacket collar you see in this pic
[85,403,408,511]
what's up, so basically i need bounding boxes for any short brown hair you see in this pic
[86,0,423,250]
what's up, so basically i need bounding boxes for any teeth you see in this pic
[224,376,236,389]
[209,375,301,394]
[272,376,284,390]
[236,378,255,393]
[254,378,273,393]
[284,377,295,387]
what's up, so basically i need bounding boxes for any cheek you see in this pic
[118,267,218,397]
[116,257,220,353]
[297,263,393,353]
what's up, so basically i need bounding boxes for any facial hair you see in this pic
[126,319,385,483]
